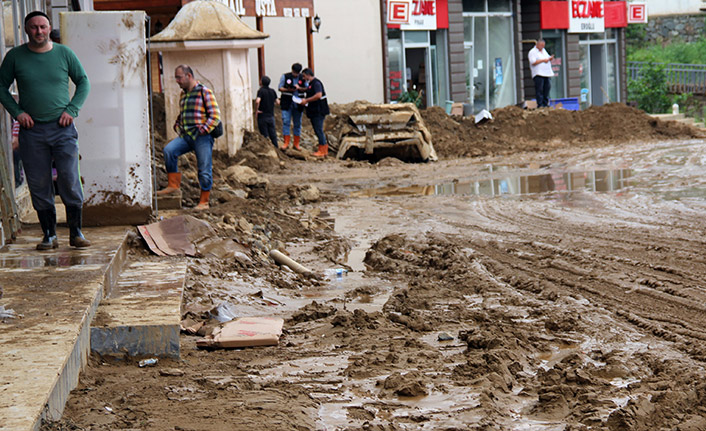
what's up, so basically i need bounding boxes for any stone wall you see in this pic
[643,15,705,45]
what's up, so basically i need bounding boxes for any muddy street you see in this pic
[43,126,706,430]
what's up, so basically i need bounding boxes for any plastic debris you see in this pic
[0,305,18,319]
[138,358,158,367]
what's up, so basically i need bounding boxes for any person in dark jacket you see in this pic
[255,75,279,149]
[299,68,329,157]
[278,63,307,150]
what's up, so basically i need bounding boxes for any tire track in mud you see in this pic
[424,195,706,361]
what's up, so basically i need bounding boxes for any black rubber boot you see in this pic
[66,206,91,248]
[36,208,58,250]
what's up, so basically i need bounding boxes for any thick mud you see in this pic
[41,105,706,430]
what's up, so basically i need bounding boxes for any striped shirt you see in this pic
[175,83,221,139]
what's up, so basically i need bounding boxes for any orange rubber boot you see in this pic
[157,172,182,195]
[293,135,301,150]
[282,135,290,149]
[312,144,328,157]
[194,190,210,210]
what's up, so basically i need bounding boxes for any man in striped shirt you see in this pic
[158,64,221,210]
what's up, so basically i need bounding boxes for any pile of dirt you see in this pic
[421,103,704,159]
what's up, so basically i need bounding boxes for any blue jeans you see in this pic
[164,134,214,191]
[19,122,83,211]
[281,104,302,137]
[309,115,327,146]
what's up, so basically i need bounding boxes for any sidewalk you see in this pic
[0,225,129,431]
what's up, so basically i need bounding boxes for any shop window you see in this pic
[463,0,485,12]
[388,35,404,102]
[488,0,511,12]
[488,16,515,109]
[404,31,429,44]
[463,3,516,111]
[541,30,566,99]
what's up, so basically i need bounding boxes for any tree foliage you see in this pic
[627,62,671,113]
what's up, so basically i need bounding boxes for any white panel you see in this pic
[245,0,385,104]
[60,11,152,217]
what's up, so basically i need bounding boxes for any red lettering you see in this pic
[411,0,435,16]
[572,0,604,19]
[591,2,603,18]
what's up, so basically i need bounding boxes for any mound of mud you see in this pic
[421,103,704,159]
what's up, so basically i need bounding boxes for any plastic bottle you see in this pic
[672,103,679,115]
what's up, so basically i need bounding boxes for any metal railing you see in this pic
[628,61,706,95]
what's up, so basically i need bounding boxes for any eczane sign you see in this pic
[568,0,605,33]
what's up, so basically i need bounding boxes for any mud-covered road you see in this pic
[44,124,706,429]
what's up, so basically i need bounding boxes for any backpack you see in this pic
[200,86,223,138]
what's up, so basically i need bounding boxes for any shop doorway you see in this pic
[405,47,431,108]
[579,30,619,109]
[590,44,606,106]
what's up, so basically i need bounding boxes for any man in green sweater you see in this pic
[0,11,91,250]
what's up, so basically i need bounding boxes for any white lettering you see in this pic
[255,0,277,17]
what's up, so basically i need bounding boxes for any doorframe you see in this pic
[578,31,620,107]
[402,31,433,108]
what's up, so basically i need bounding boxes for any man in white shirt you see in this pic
[528,39,554,108]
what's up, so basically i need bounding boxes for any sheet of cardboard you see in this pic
[197,317,284,348]
[450,103,463,116]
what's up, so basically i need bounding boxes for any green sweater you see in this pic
[0,43,90,122]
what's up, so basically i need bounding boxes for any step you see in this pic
[652,113,686,121]
[0,226,129,431]
[154,190,182,210]
[90,260,186,358]
[677,117,696,125]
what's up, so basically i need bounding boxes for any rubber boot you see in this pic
[36,208,58,250]
[282,135,290,150]
[195,190,210,210]
[293,135,301,150]
[157,172,181,196]
[66,206,91,248]
[312,144,328,157]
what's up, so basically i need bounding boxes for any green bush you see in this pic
[628,62,671,113]
[628,37,706,64]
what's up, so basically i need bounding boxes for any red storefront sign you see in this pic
[627,3,647,24]
[387,0,448,29]
[388,0,411,24]
[541,1,627,30]
[569,0,604,32]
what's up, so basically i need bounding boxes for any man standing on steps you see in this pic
[0,11,91,250]
[278,63,306,150]
[299,68,330,157]
[528,38,554,108]
[157,65,221,210]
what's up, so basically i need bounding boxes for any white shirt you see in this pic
[528,46,554,78]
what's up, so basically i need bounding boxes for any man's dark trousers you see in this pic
[19,122,83,211]
[534,75,551,108]
[257,114,278,148]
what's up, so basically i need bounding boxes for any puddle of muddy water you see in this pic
[351,167,633,198]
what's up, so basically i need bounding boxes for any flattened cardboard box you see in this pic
[197,317,284,348]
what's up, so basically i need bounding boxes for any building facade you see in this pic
[383,0,631,111]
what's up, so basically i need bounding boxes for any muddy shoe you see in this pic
[69,234,91,248]
[37,234,58,250]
